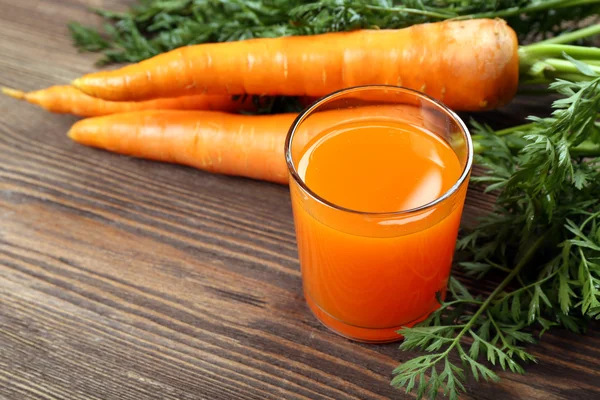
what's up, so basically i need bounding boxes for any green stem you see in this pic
[439,236,546,357]
[494,119,600,138]
[495,258,562,302]
[486,259,513,273]
[579,248,596,314]
[570,141,600,157]
[472,118,600,156]
[473,137,600,157]
[520,44,600,61]
[532,23,600,46]
[582,60,600,66]
[551,72,597,81]
[487,310,512,348]
[442,299,484,307]
[516,274,534,298]
[543,58,600,74]
[518,24,600,81]
[465,0,600,19]
[494,122,538,137]
[379,0,600,21]
[519,47,600,81]
[580,210,600,231]
[427,334,460,342]
[365,5,454,19]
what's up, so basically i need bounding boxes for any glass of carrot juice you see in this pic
[284,85,473,343]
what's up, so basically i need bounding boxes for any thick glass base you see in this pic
[305,293,430,343]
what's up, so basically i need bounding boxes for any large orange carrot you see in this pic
[72,19,519,112]
[67,106,423,184]
[1,85,253,117]
[69,110,298,183]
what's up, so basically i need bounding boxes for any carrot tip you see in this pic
[67,128,77,141]
[71,78,83,89]
[1,87,25,100]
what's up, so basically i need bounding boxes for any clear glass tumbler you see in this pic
[285,86,473,343]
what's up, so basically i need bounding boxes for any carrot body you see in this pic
[1,85,253,117]
[67,106,423,184]
[68,110,297,183]
[72,19,520,111]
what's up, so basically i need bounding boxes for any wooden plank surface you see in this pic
[1,1,599,399]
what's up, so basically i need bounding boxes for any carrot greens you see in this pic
[393,59,600,400]
[69,0,600,65]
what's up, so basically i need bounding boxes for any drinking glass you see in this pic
[285,86,473,343]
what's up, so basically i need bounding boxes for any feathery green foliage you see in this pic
[68,0,600,65]
[392,61,600,399]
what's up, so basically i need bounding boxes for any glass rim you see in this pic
[284,85,473,217]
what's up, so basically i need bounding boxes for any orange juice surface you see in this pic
[291,119,466,342]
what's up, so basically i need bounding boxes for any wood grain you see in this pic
[1,1,599,399]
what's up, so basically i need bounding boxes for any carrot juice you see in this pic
[285,86,472,342]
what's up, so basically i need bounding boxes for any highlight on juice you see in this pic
[285,86,473,342]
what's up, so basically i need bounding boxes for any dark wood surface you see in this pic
[1,1,599,399]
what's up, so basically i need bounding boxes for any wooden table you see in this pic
[1,1,599,399]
